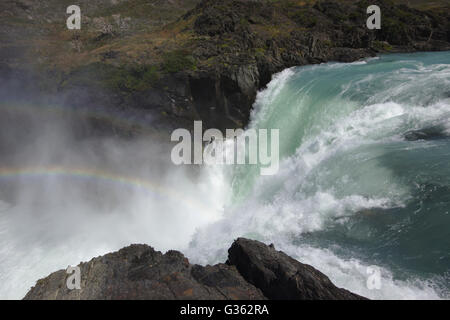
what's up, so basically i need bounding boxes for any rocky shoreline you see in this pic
[24,238,367,300]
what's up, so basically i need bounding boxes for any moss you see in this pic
[162,50,197,73]
[203,56,217,67]
[108,64,160,92]
[254,47,266,57]
[322,39,333,47]
[64,62,161,93]
[372,40,393,52]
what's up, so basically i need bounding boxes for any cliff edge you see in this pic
[24,238,367,300]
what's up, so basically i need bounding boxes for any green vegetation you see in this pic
[63,62,160,93]
[254,47,267,57]
[162,50,197,73]
[372,40,393,52]
[112,65,160,91]
[1,0,449,95]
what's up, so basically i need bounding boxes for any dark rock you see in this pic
[404,126,449,141]
[24,238,367,300]
[23,244,265,300]
[176,0,450,130]
[2,0,450,133]
[228,238,367,300]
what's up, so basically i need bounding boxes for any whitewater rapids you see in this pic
[1,51,449,299]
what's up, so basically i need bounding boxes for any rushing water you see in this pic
[187,51,450,299]
[0,51,449,299]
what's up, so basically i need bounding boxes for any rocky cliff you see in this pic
[1,0,449,133]
[24,238,367,300]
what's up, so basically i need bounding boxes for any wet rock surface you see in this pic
[404,125,449,141]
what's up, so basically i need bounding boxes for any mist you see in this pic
[0,79,226,299]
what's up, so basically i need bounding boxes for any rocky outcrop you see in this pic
[1,0,449,134]
[404,125,449,141]
[23,244,265,300]
[24,238,367,300]
[172,0,450,130]
[228,238,366,300]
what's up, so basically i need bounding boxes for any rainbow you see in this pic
[0,166,210,213]
[0,103,208,212]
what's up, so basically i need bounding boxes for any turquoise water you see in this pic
[1,51,449,300]
[189,51,450,299]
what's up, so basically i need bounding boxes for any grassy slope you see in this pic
[0,0,200,69]
[1,0,448,69]
[0,0,448,95]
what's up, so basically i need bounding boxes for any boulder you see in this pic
[228,238,367,300]
[404,125,449,141]
[24,238,367,300]
[23,244,265,300]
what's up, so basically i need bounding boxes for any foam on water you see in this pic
[1,52,449,299]
[187,52,450,300]
[0,139,226,299]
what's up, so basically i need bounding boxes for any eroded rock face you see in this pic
[227,238,367,300]
[24,239,367,300]
[2,0,450,134]
[179,0,450,130]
